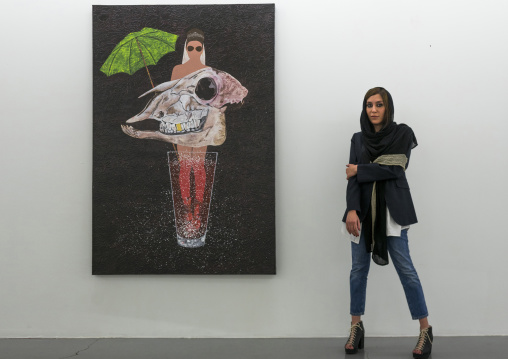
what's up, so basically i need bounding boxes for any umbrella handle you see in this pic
[135,37,175,153]
[135,38,155,88]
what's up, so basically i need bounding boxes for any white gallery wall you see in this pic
[1,0,507,338]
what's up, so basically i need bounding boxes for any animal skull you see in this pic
[121,67,248,147]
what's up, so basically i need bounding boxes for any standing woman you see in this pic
[342,87,432,359]
[171,28,209,231]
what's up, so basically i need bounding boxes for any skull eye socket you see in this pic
[195,77,217,101]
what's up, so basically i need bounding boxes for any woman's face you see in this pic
[366,94,385,131]
[186,40,203,59]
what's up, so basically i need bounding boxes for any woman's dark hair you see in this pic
[363,87,393,130]
[186,28,204,44]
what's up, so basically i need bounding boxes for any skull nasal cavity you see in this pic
[195,77,217,101]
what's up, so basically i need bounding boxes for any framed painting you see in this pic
[92,4,275,274]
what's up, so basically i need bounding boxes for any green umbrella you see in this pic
[100,27,178,88]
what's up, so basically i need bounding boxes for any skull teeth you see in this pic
[160,113,207,135]
[192,110,202,120]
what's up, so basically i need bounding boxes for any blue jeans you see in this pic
[350,229,428,320]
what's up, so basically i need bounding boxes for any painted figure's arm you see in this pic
[171,65,183,81]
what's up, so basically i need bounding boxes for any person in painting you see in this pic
[171,28,209,233]
[342,87,432,359]
[121,26,247,247]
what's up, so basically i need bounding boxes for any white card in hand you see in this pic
[341,222,361,244]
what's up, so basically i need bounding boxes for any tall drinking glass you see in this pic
[167,151,217,248]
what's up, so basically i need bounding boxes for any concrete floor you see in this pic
[0,337,506,359]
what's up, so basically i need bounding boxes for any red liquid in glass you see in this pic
[168,152,217,247]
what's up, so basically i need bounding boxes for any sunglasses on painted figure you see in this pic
[187,46,203,52]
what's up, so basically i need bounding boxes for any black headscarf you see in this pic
[360,88,417,163]
[359,88,418,265]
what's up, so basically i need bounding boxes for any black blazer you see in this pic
[342,132,418,226]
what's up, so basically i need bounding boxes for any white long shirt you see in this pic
[341,206,410,244]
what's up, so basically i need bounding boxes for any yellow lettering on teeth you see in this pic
[176,124,182,131]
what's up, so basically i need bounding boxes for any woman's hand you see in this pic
[346,164,358,180]
[346,210,361,237]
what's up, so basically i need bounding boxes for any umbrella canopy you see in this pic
[100,27,178,87]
